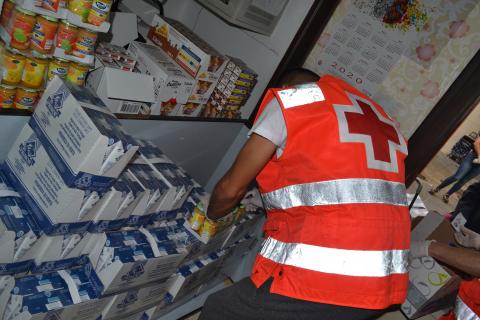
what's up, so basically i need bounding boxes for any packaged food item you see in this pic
[31,15,59,54]
[87,0,112,26]
[68,0,93,22]
[9,8,37,50]
[21,52,48,88]
[0,0,16,29]
[0,84,16,108]
[33,0,42,6]
[42,0,61,12]
[2,48,26,85]
[189,203,206,231]
[73,28,97,58]
[199,218,218,239]
[14,87,38,109]
[56,20,78,54]
[66,61,89,85]
[47,57,69,81]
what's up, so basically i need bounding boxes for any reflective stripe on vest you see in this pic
[261,178,408,210]
[455,296,480,320]
[260,237,408,277]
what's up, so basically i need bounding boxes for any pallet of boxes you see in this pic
[0,78,263,319]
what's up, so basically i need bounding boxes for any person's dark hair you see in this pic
[277,68,320,87]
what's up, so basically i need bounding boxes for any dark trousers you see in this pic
[199,278,388,320]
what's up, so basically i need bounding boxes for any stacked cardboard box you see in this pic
[202,57,258,119]
[0,77,262,319]
[147,15,257,118]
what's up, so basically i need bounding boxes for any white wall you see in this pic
[162,0,315,119]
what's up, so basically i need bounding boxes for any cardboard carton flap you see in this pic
[105,68,156,103]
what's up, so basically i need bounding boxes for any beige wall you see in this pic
[441,102,480,154]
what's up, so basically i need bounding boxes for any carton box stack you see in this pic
[0,77,263,319]
[147,15,257,118]
[202,57,258,119]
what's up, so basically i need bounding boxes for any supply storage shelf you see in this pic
[0,109,249,123]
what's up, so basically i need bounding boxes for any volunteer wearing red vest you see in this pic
[200,71,410,320]
[411,223,480,320]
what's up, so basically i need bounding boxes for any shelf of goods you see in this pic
[0,76,263,320]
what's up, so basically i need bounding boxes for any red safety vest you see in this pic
[250,75,410,309]
[439,280,480,320]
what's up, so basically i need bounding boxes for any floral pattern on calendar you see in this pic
[304,0,480,138]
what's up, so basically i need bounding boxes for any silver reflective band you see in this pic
[455,296,480,320]
[277,83,325,109]
[260,237,408,277]
[261,178,407,210]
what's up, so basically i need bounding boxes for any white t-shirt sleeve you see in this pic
[249,98,287,158]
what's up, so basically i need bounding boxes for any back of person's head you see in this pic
[277,68,320,88]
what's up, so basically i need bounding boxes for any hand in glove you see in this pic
[409,240,433,260]
[240,188,264,211]
[454,226,480,250]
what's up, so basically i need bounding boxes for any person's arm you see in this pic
[207,134,277,220]
[428,241,480,278]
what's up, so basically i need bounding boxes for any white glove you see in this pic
[409,240,433,260]
[454,226,480,250]
[473,158,480,164]
[241,188,264,211]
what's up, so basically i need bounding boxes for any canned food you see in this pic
[10,7,37,50]
[31,15,59,53]
[42,0,61,12]
[0,0,15,29]
[14,87,38,109]
[56,20,78,54]
[189,206,206,231]
[2,49,26,85]
[47,57,69,81]
[0,84,16,109]
[68,0,93,22]
[73,28,97,58]
[200,219,218,239]
[21,52,49,88]
[66,62,89,85]
[87,0,112,26]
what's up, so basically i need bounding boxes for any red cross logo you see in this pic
[333,93,407,173]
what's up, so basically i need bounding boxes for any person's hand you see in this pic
[454,226,480,250]
[240,188,264,211]
[409,240,433,260]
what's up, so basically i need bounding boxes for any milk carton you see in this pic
[29,78,138,192]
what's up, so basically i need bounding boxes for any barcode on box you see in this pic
[120,102,142,114]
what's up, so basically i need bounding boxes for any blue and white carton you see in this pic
[0,263,111,320]
[28,77,138,192]
[5,124,136,235]
[101,276,174,319]
[126,163,170,225]
[135,140,193,212]
[88,229,187,295]
[88,170,148,233]
[166,250,226,303]
[0,175,39,274]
